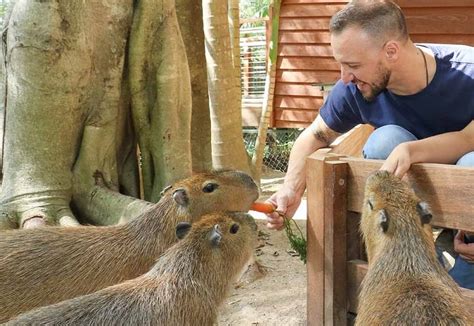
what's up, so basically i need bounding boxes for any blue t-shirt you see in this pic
[319,43,474,139]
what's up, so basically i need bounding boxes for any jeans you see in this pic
[362,124,474,290]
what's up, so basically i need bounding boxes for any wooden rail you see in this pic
[306,152,474,325]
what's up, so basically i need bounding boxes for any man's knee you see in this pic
[456,151,474,167]
[363,125,418,159]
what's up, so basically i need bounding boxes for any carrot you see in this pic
[250,202,275,214]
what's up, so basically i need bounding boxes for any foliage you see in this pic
[0,0,10,25]
[284,216,307,264]
[240,0,270,19]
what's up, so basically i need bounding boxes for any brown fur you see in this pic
[6,212,257,326]
[356,170,472,325]
[0,170,258,323]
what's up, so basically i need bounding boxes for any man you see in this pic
[266,0,474,289]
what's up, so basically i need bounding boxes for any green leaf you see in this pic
[283,217,307,264]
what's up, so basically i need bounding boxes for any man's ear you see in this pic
[384,40,399,61]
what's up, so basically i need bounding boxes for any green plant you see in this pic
[284,216,307,264]
[240,0,270,19]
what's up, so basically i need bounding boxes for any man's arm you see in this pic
[381,120,474,177]
[454,231,474,262]
[266,115,341,230]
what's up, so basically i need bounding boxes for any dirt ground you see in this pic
[218,169,307,326]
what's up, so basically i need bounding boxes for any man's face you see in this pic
[331,26,391,101]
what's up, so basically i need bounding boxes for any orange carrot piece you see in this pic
[250,202,275,214]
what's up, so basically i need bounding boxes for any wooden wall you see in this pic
[272,0,474,128]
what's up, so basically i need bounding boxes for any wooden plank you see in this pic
[325,160,349,326]
[273,108,317,122]
[277,70,340,83]
[329,124,374,158]
[347,260,474,316]
[404,8,474,34]
[284,0,348,3]
[277,56,339,71]
[280,10,474,34]
[346,213,365,262]
[347,260,367,314]
[279,17,331,31]
[396,0,474,8]
[274,95,324,110]
[279,31,332,44]
[306,153,328,326]
[275,83,325,97]
[342,158,474,232]
[280,4,346,18]
[306,154,348,326]
[412,34,474,46]
[278,44,333,57]
[283,0,473,8]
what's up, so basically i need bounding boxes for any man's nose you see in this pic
[340,67,354,84]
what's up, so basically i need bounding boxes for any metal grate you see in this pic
[243,127,303,172]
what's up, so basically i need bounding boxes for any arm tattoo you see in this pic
[313,129,332,145]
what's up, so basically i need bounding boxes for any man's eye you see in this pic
[348,65,359,69]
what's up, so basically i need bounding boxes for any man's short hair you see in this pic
[329,0,409,44]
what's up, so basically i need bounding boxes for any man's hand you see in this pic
[380,142,413,178]
[454,230,474,262]
[265,187,302,231]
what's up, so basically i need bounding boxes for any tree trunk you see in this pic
[128,0,193,203]
[0,0,134,228]
[0,0,192,229]
[203,0,250,174]
[228,0,242,119]
[252,1,280,182]
[176,0,212,173]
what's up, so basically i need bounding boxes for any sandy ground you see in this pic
[218,169,307,326]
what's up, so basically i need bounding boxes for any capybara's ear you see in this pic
[209,224,222,247]
[176,222,192,240]
[417,202,432,225]
[172,189,189,206]
[367,199,374,211]
[378,209,389,233]
[160,185,172,197]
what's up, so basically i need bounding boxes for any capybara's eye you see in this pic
[367,200,373,210]
[230,223,240,234]
[203,183,219,193]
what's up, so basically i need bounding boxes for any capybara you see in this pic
[6,212,257,326]
[0,170,258,322]
[356,170,471,325]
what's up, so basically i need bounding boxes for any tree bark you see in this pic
[129,0,192,202]
[0,0,192,228]
[252,1,280,182]
[0,0,138,228]
[176,0,212,173]
[203,0,250,174]
[228,0,242,119]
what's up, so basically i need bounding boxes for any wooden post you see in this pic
[307,151,348,326]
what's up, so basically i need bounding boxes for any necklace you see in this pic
[419,47,429,87]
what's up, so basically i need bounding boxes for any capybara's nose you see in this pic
[232,171,259,200]
[173,189,188,206]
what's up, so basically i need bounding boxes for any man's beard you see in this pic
[358,65,391,102]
